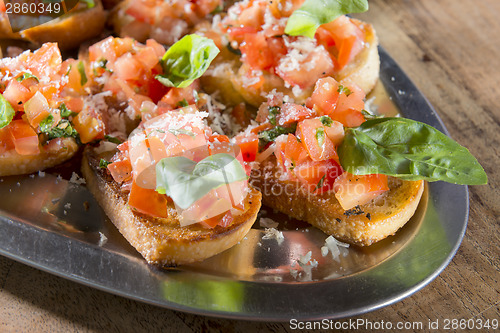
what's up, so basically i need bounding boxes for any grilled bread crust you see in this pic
[200,18,380,107]
[251,158,424,246]
[82,147,262,266]
[0,137,79,176]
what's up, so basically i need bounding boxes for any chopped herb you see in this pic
[316,127,325,146]
[315,174,326,190]
[16,73,39,82]
[40,119,80,142]
[79,0,95,8]
[39,115,54,132]
[268,106,281,126]
[65,64,72,76]
[258,123,297,145]
[59,103,77,118]
[289,160,296,170]
[366,213,371,220]
[335,218,341,223]
[337,85,352,96]
[77,61,87,86]
[320,115,333,127]
[99,159,111,168]
[177,99,189,107]
[96,58,108,69]
[104,135,122,144]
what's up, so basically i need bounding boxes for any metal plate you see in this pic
[0,47,468,321]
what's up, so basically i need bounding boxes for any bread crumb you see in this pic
[262,227,284,245]
[98,232,108,247]
[69,172,86,185]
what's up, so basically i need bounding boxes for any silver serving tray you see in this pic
[0,47,468,321]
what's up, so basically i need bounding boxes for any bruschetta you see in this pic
[198,0,379,107]
[241,77,424,245]
[0,43,83,176]
[82,110,261,265]
[109,0,223,45]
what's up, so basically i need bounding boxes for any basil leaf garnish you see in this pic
[258,123,297,145]
[0,94,15,129]
[338,118,488,185]
[40,119,80,141]
[155,34,220,88]
[285,0,369,38]
[156,153,248,209]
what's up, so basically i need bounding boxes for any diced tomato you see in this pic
[7,120,40,155]
[108,159,133,183]
[325,16,365,70]
[199,211,232,229]
[23,91,51,128]
[276,44,334,89]
[278,103,314,126]
[283,133,308,171]
[241,33,274,71]
[330,108,365,128]
[273,134,288,172]
[336,83,365,113]
[323,119,345,146]
[233,132,259,162]
[147,72,171,103]
[334,173,389,210]
[146,39,166,58]
[297,118,338,161]
[72,108,105,143]
[208,134,230,143]
[0,126,15,154]
[250,122,272,135]
[128,180,169,218]
[308,77,341,115]
[294,159,342,193]
[125,0,155,24]
[3,80,33,112]
[159,83,199,110]
[25,43,62,80]
[114,53,143,81]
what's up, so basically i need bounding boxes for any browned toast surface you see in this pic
[251,158,424,246]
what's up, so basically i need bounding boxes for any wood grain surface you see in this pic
[0,0,499,331]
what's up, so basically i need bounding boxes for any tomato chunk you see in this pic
[334,173,389,210]
[108,159,133,183]
[8,120,40,155]
[297,118,338,161]
[294,159,342,193]
[128,180,169,218]
[233,132,259,162]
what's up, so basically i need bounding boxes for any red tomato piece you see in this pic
[108,159,133,183]
[297,118,338,161]
[128,180,169,218]
[294,159,342,193]
[7,120,40,155]
[334,173,389,210]
[233,132,259,162]
[278,103,314,126]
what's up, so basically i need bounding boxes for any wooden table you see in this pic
[1,0,498,331]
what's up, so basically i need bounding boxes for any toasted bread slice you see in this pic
[0,137,79,176]
[200,18,380,107]
[82,147,262,266]
[0,1,106,50]
[251,158,424,246]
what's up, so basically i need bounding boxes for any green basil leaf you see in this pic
[338,118,488,185]
[16,72,39,82]
[155,34,220,88]
[285,0,369,38]
[156,153,248,209]
[0,94,15,129]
